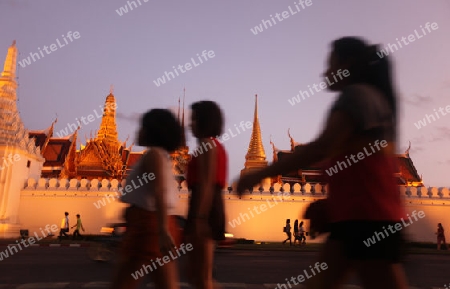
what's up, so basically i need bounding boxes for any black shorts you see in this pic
[328,220,406,263]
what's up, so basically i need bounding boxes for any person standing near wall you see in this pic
[71,214,85,240]
[299,221,307,245]
[59,212,69,241]
[436,223,448,250]
[282,219,292,246]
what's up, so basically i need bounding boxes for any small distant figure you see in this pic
[59,212,69,240]
[282,219,292,246]
[436,223,448,250]
[72,214,85,240]
[299,221,307,245]
[293,219,300,246]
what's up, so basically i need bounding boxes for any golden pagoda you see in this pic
[30,88,131,180]
[240,94,268,176]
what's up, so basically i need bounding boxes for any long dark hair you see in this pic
[190,101,224,138]
[141,109,182,152]
[332,37,398,138]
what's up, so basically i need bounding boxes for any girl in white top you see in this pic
[111,109,183,289]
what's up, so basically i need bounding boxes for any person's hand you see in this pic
[158,229,176,255]
[236,171,263,196]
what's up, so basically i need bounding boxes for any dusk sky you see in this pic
[1,0,449,186]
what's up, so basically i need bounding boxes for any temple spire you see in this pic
[240,94,267,177]
[246,94,266,160]
[96,89,119,143]
[1,40,17,80]
[181,87,186,147]
[0,41,41,157]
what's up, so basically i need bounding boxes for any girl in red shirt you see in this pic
[185,101,227,289]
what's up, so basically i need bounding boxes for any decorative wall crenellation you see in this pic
[22,178,450,199]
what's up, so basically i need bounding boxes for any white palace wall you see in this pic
[17,178,450,243]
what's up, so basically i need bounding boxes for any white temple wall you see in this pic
[0,148,43,230]
[14,178,450,243]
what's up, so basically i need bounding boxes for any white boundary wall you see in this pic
[16,178,450,243]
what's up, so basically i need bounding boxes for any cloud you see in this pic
[440,79,450,90]
[401,93,432,106]
[435,126,450,139]
[437,159,450,166]
[116,112,141,123]
[0,0,26,8]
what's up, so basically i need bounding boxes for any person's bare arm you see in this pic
[237,111,355,192]
[196,138,217,218]
[144,149,169,235]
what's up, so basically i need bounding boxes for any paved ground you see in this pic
[0,245,449,289]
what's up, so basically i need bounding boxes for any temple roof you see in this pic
[396,153,423,186]
[275,144,423,186]
[42,138,73,167]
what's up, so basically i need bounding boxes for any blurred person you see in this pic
[293,219,300,245]
[282,219,292,246]
[110,109,183,289]
[237,37,408,289]
[299,221,307,245]
[71,214,85,240]
[436,223,448,250]
[185,100,227,289]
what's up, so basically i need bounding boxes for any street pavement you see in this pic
[0,246,449,289]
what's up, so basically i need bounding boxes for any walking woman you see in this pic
[299,221,307,245]
[185,101,228,289]
[111,109,183,289]
[282,219,292,245]
[436,223,448,250]
[237,37,409,289]
[293,219,300,245]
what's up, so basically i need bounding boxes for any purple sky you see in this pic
[1,0,450,186]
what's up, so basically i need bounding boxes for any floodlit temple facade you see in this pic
[0,41,447,242]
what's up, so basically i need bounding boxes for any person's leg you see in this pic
[74,230,81,240]
[149,259,180,289]
[282,233,289,244]
[110,256,146,289]
[187,237,215,289]
[356,261,408,289]
[305,238,353,289]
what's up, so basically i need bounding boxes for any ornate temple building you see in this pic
[28,87,190,183]
[241,95,424,188]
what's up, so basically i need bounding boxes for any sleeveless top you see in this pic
[120,147,178,215]
[186,138,227,188]
[324,84,406,223]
